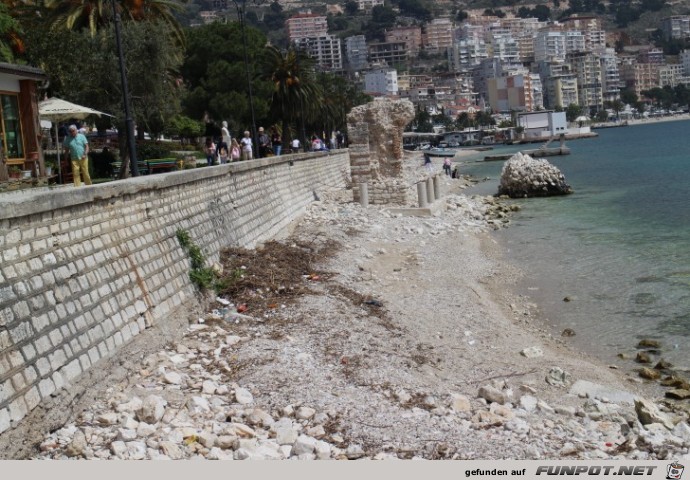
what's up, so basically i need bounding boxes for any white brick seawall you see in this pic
[0,151,350,437]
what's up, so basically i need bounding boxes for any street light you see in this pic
[231,0,258,158]
[111,0,139,176]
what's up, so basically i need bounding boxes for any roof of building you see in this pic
[0,62,47,81]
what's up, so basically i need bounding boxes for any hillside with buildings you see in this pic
[183,1,690,128]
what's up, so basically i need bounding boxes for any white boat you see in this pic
[425,147,456,158]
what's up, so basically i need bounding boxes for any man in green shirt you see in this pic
[63,124,91,186]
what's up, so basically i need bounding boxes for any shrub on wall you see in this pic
[89,148,117,178]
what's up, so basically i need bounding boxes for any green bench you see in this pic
[146,158,178,173]
[111,160,148,177]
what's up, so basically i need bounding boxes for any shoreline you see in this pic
[23,153,690,460]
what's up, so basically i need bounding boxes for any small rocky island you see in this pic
[498,152,573,198]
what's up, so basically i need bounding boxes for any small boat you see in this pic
[425,147,456,158]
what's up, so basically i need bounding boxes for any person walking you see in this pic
[217,136,229,164]
[63,124,92,186]
[290,137,301,153]
[203,137,216,166]
[443,157,452,176]
[221,121,231,146]
[240,130,253,160]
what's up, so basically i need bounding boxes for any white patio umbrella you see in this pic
[38,98,112,183]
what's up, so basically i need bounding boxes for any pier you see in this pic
[484,134,571,161]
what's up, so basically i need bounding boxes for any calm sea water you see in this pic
[461,120,690,368]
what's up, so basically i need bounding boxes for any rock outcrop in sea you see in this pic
[498,152,573,198]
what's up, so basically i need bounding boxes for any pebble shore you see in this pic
[31,155,690,461]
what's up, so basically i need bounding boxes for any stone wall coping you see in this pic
[0,150,347,221]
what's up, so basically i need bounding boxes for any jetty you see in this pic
[484,134,570,161]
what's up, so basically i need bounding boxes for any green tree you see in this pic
[180,22,271,135]
[344,0,359,15]
[604,99,624,119]
[565,103,583,122]
[620,88,638,107]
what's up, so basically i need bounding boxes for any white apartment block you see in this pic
[295,35,343,71]
[534,31,567,63]
[423,18,454,53]
[658,64,685,88]
[286,13,328,41]
[345,35,369,71]
[564,31,586,55]
[450,38,488,71]
[364,68,399,96]
[600,48,622,103]
[661,16,690,41]
[357,0,384,13]
[681,50,690,76]
[488,34,520,63]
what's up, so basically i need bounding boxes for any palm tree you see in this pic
[0,3,23,62]
[261,44,318,146]
[43,0,186,44]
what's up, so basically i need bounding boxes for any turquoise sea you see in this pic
[461,120,690,369]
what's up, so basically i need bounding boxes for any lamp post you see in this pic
[232,0,258,157]
[111,0,139,176]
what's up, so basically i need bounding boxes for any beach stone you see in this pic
[666,389,690,400]
[296,406,316,420]
[346,444,366,459]
[292,435,318,455]
[519,395,538,412]
[65,430,87,458]
[136,395,166,424]
[498,153,573,198]
[655,359,673,370]
[636,352,652,363]
[639,367,661,380]
[545,367,571,387]
[163,371,182,384]
[234,387,254,405]
[638,339,661,349]
[634,397,675,430]
[520,346,544,358]
[478,385,506,404]
[449,393,472,412]
[96,412,119,426]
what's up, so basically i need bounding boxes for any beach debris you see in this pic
[478,385,507,405]
[563,296,573,302]
[497,152,573,198]
[520,346,544,358]
[561,328,576,337]
[545,367,571,388]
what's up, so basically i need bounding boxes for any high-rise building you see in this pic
[567,51,604,113]
[295,35,343,71]
[364,68,399,96]
[345,35,369,71]
[423,18,454,53]
[286,12,328,42]
[385,26,422,56]
[661,16,690,41]
[534,31,567,63]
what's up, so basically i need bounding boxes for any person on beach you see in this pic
[423,153,433,172]
[240,130,253,160]
[203,137,216,166]
[443,157,452,176]
[63,124,92,187]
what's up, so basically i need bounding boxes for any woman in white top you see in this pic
[240,130,253,160]
[221,121,231,146]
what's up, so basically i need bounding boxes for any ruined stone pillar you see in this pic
[417,182,427,207]
[348,122,371,203]
[426,177,435,204]
[433,174,441,200]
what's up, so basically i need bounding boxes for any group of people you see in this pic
[202,123,290,166]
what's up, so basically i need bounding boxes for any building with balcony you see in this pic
[487,73,533,113]
[568,51,604,113]
[295,35,343,71]
[364,68,399,96]
[543,74,579,109]
[345,35,369,71]
[368,41,408,67]
[357,0,384,13]
[423,18,454,53]
[385,26,422,56]
[600,48,622,103]
[286,12,328,42]
[534,31,567,63]
[661,15,690,41]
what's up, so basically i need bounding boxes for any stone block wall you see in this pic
[0,151,350,435]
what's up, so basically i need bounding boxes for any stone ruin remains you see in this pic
[346,98,415,205]
[498,152,573,198]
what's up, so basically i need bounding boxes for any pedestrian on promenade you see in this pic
[258,127,271,157]
[217,136,229,164]
[291,138,301,153]
[240,131,253,160]
[63,124,92,186]
[271,127,282,156]
[221,121,231,146]
[230,138,241,161]
[423,153,433,172]
[203,137,216,166]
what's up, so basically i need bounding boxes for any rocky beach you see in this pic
[22,151,690,461]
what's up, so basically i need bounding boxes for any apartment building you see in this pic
[488,34,520,64]
[423,18,454,53]
[561,15,606,54]
[449,38,488,71]
[364,68,399,96]
[534,31,567,63]
[345,35,369,71]
[544,75,579,109]
[620,60,657,98]
[385,26,422,56]
[600,48,622,103]
[564,31,586,55]
[368,41,408,67]
[357,0,384,14]
[658,64,686,88]
[661,15,690,41]
[681,50,690,76]
[295,35,343,71]
[286,12,328,41]
[487,73,534,112]
[567,51,604,113]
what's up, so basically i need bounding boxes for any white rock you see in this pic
[137,395,167,424]
[187,396,211,414]
[449,393,472,412]
[519,395,538,412]
[225,335,242,346]
[202,380,218,394]
[234,387,254,405]
[96,413,119,426]
[163,371,182,385]
[520,346,544,358]
[346,444,366,459]
[314,440,332,460]
[296,406,316,420]
[292,435,318,455]
[276,426,299,445]
[198,431,218,448]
